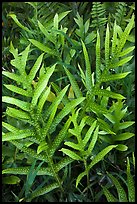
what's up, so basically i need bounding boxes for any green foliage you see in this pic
[2,2,135,202]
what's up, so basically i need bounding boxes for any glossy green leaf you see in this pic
[30,182,59,200]
[108,174,128,202]
[118,121,135,130]
[28,53,44,83]
[81,40,92,94]
[111,56,133,68]
[111,20,117,56]
[54,13,58,30]
[102,185,118,202]
[76,171,87,188]
[127,157,135,202]
[8,13,33,33]
[101,72,131,82]
[31,64,55,107]
[6,107,30,120]
[2,96,30,111]
[2,122,19,133]
[29,39,59,57]
[96,30,101,82]
[116,144,128,151]
[49,117,71,157]
[2,71,22,83]
[4,84,30,97]
[88,145,117,170]
[83,120,97,146]
[105,24,110,69]
[87,125,99,154]
[113,133,134,141]
[94,89,125,100]
[2,176,20,185]
[37,86,51,113]
[64,141,81,151]
[2,130,33,141]
[60,148,82,161]
[119,46,135,57]
[49,97,85,134]
[64,67,83,98]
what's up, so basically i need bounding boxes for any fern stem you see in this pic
[45,150,64,194]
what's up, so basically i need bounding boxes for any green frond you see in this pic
[105,24,110,69]
[49,117,71,157]
[64,67,83,98]
[4,84,31,97]
[2,96,30,112]
[2,129,33,141]
[31,64,55,107]
[49,97,85,134]
[108,174,128,202]
[88,145,117,170]
[102,185,118,202]
[81,40,92,94]
[60,148,82,161]
[6,107,30,120]
[96,30,101,82]
[28,53,44,83]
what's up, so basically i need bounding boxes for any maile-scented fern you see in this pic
[64,14,135,140]
[2,42,85,200]
[102,153,135,202]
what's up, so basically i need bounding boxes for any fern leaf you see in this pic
[88,145,117,170]
[28,53,44,83]
[49,117,71,157]
[115,14,134,56]
[37,86,51,113]
[28,39,59,57]
[115,144,128,151]
[96,30,101,82]
[2,122,19,132]
[101,72,131,82]
[127,157,135,202]
[2,130,33,141]
[112,132,134,141]
[30,182,59,200]
[55,156,73,172]
[6,107,30,120]
[94,89,125,100]
[2,96,30,111]
[31,64,55,107]
[89,101,108,114]
[83,120,97,146]
[38,21,55,44]
[2,71,22,83]
[119,46,135,57]
[81,40,92,94]
[111,56,133,68]
[64,67,83,98]
[49,97,85,134]
[10,141,47,162]
[118,121,135,130]
[87,125,99,154]
[60,148,82,161]
[54,13,58,30]
[111,20,117,56]
[76,171,87,188]
[102,185,118,202]
[64,141,81,151]
[105,24,110,69]
[4,84,30,97]
[108,174,128,202]
[8,13,33,33]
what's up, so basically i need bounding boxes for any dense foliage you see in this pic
[2,2,135,202]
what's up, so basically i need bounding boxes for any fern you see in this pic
[102,154,135,202]
[2,43,85,198]
[91,2,107,30]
